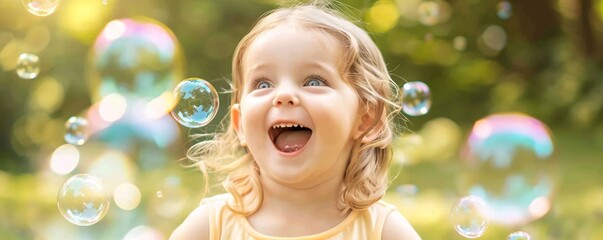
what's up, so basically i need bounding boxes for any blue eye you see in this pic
[256,81,272,89]
[305,78,326,87]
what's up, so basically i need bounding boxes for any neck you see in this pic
[259,171,346,213]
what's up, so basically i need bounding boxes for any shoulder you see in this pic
[169,194,231,240]
[169,204,210,240]
[380,207,421,240]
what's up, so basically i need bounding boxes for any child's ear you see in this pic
[231,103,247,146]
[353,106,385,143]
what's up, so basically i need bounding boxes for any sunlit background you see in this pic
[1,0,603,239]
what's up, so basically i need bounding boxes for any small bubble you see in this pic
[57,174,110,226]
[497,1,513,20]
[171,78,219,128]
[16,53,40,79]
[402,81,431,116]
[156,191,163,198]
[64,116,89,145]
[451,196,488,238]
[507,231,532,240]
[22,0,61,16]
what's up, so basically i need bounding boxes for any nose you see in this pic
[272,85,299,107]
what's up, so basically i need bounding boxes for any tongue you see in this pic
[275,129,311,153]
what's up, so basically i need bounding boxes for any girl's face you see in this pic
[232,25,364,188]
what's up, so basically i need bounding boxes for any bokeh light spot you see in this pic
[113,183,141,211]
[50,144,80,175]
[99,93,127,122]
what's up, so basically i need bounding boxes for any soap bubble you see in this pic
[150,176,188,218]
[497,1,513,20]
[16,53,40,79]
[460,113,555,226]
[507,231,532,240]
[402,81,431,116]
[64,116,89,145]
[89,18,184,103]
[57,174,110,226]
[22,0,61,16]
[450,196,488,238]
[171,78,219,128]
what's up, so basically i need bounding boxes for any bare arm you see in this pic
[381,210,421,240]
[169,205,210,240]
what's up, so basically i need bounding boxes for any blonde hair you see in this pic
[187,2,402,215]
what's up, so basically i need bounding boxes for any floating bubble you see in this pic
[497,1,513,20]
[57,174,110,226]
[507,231,532,240]
[22,0,61,16]
[151,176,188,218]
[402,81,431,116]
[89,18,184,103]
[170,78,219,128]
[16,53,40,79]
[453,36,467,51]
[64,116,89,145]
[451,196,488,239]
[460,113,555,226]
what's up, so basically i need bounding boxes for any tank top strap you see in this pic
[200,194,231,240]
[368,200,397,239]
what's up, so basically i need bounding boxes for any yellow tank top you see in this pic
[202,193,396,240]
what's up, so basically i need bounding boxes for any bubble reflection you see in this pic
[450,196,488,239]
[507,231,532,240]
[402,81,432,116]
[57,174,110,226]
[171,78,219,128]
[22,0,61,16]
[64,116,89,145]
[16,53,40,79]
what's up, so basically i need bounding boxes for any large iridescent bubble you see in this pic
[86,17,184,151]
[460,113,555,226]
[88,18,185,103]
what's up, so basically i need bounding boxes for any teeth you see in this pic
[271,123,304,129]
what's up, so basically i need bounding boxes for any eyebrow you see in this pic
[245,61,338,79]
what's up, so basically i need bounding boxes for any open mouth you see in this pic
[268,123,312,153]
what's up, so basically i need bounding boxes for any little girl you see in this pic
[170,2,420,240]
